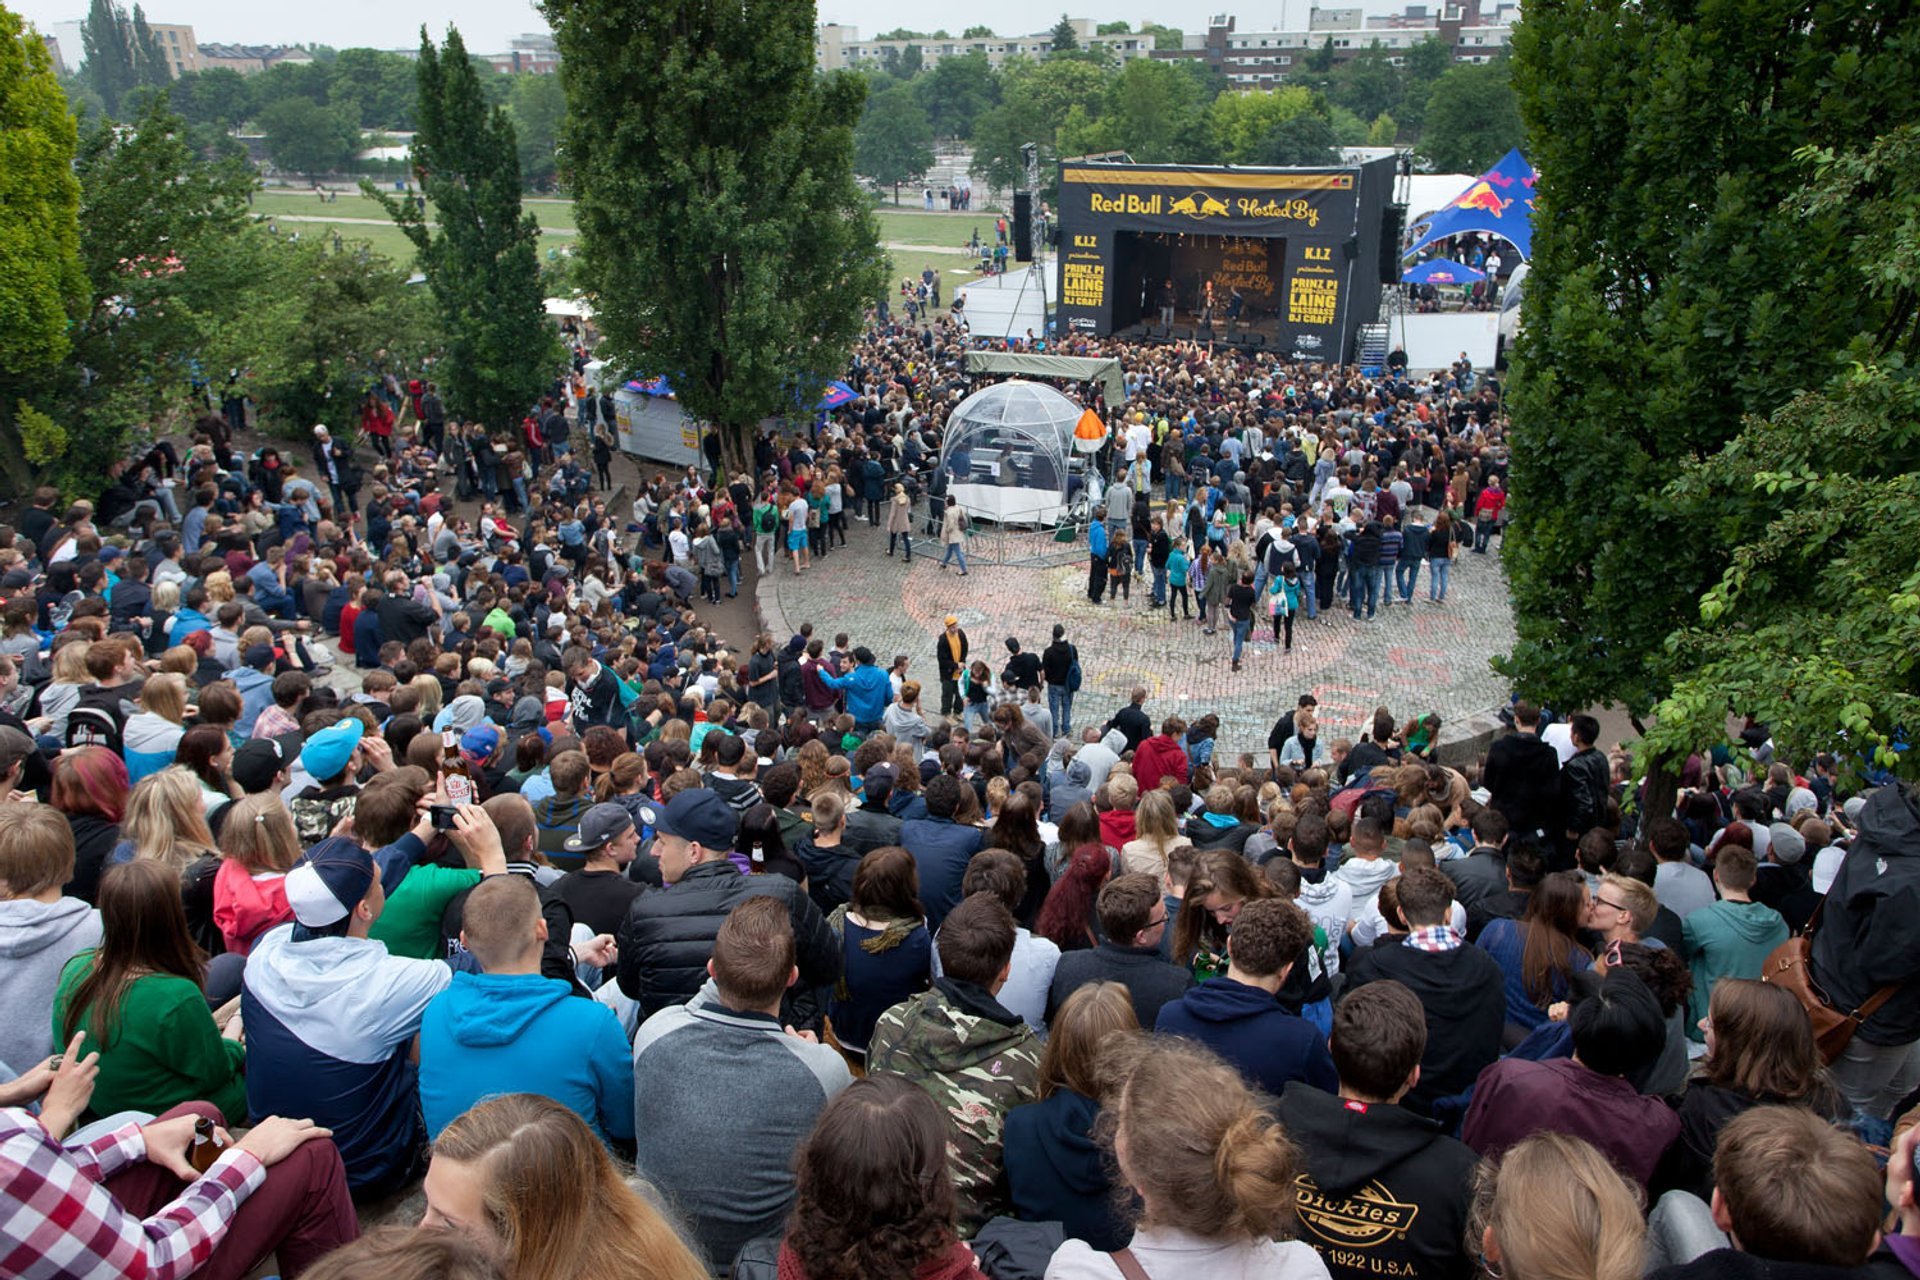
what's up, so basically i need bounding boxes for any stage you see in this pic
[1056,158,1397,363]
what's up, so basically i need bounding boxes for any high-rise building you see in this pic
[146,22,200,77]
[814,19,1154,74]
[1154,3,1518,89]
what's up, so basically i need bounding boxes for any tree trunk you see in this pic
[717,421,754,480]
[1634,750,1680,854]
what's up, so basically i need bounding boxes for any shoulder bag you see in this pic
[1760,898,1899,1064]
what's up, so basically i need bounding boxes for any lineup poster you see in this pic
[1061,229,1109,317]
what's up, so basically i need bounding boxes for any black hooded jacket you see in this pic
[1810,781,1920,1045]
[1277,1082,1479,1280]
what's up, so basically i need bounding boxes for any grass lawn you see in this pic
[253,188,986,282]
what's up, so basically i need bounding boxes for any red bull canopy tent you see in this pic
[1403,148,1538,262]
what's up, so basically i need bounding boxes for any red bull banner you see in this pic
[1056,158,1395,362]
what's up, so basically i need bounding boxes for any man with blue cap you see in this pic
[287,716,382,845]
[241,834,455,1197]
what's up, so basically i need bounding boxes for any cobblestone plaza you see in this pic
[757,520,1517,760]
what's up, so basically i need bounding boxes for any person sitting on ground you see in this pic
[420,1093,708,1280]
[1003,981,1140,1251]
[418,875,634,1144]
[0,804,102,1078]
[772,1075,992,1280]
[1469,1132,1647,1280]
[615,788,840,1027]
[1156,897,1336,1097]
[868,891,1042,1238]
[935,848,1061,1032]
[294,1227,508,1280]
[1043,1034,1331,1280]
[553,802,643,939]
[1681,846,1788,1045]
[631,896,852,1271]
[1463,966,1681,1189]
[826,845,932,1062]
[1341,865,1506,1115]
[0,1041,358,1280]
[1278,981,1481,1280]
[52,859,248,1125]
[899,774,986,929]
[242,831,459,1197]
[1650,978,1850,1203]
[1645,1106,1888,1278]
[1047,872,1192,1030]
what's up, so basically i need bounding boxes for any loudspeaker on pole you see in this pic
[1013,192,1034,262]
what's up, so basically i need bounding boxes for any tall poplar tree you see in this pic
[370,28,555,432]
[542,0,886,467]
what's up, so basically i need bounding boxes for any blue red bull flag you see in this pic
[1402,149,1537,262]
[1402,259,1486,285]
[816,381,857,410]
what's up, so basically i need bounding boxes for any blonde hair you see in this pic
[430,1094,708,1280]
[203,570,235,603]
[216,794,302,874]
[1106,1036,1301,1242]
[52,642,93,687]
[123,767,218,873]
[151,581,180,612]
[1473,1133,1645,1280]
[1132,789,1187,854]
[140,672,188,724]
[410,673,443,722]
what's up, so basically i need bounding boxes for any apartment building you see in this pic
[1155,2,1517,89]
[815,18,1155,73]
[147,21,200,77]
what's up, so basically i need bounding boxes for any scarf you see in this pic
[828,905,924,1002]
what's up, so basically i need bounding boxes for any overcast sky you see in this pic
[20,0,1384,57]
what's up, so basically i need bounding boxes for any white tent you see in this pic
[955,268,1056,343]
[939,380,1082,525]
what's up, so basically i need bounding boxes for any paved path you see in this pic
[758,516,1516,761]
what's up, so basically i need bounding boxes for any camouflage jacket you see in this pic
[868,980,1041,1237]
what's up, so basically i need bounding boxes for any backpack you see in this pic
[66,705,123,754]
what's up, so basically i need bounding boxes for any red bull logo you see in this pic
[1452,181,1512,217]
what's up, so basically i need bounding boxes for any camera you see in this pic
[429,804,458,830]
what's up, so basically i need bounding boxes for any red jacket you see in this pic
[1133,733,1191,795]
[213,861,292,956]
[1474,487,1507,521]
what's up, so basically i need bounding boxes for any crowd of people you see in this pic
[0,314,1917,1280]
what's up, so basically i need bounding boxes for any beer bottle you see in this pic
[442,729,476,807]
[188,1116,226,1174]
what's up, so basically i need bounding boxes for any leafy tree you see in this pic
[1207,84,1319,163]
[855,81,935,187]
[1139,22,1184,51]
[128,5,169,88]
[1328,43,1402,124]
[1328,104,1369,146]
[1065,56,1211,163]
[1097,21,1131,34]
[879,43,923,78]
[1396,35,1452,130]
[1050,15,1079,52]
[1304,35,1335,73]
[1419,60,1521,172]
[962,25,996,38]
[170,66,249,127]
[1254,112,1338,165]
[370,28,555,433]
[0,6,85,491]
[80,0,137,113]
[258,95,359,177]
[544,0,887,470]
[1638,128,1920,785]
[1501,0,1920,796]
[875,27,923,39]
[56,98,260,474]
[327,47,420,129]
[912,51,998,139]
[508,72,567,188]
[971,56,1111,190]
[1367,112,1398,145]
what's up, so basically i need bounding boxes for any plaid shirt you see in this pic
[1404,924,1463,954]
[0,1108,264,1280]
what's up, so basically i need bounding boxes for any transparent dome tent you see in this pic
[937,380,1088,527]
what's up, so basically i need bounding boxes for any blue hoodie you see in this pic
[821,661,893,725]
[418,970,635,1143]
[1155,976,1337,1098]
[232,666,274,739]
[1004,1089,1130,1250]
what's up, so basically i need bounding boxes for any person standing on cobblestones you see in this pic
[1087,509,1110,605]
[1042,625,1078,741]
[935,616,969,719]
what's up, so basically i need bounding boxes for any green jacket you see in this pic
[53,958,247,1123]
[867,981,1040,1237]
[368,863,481,960]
